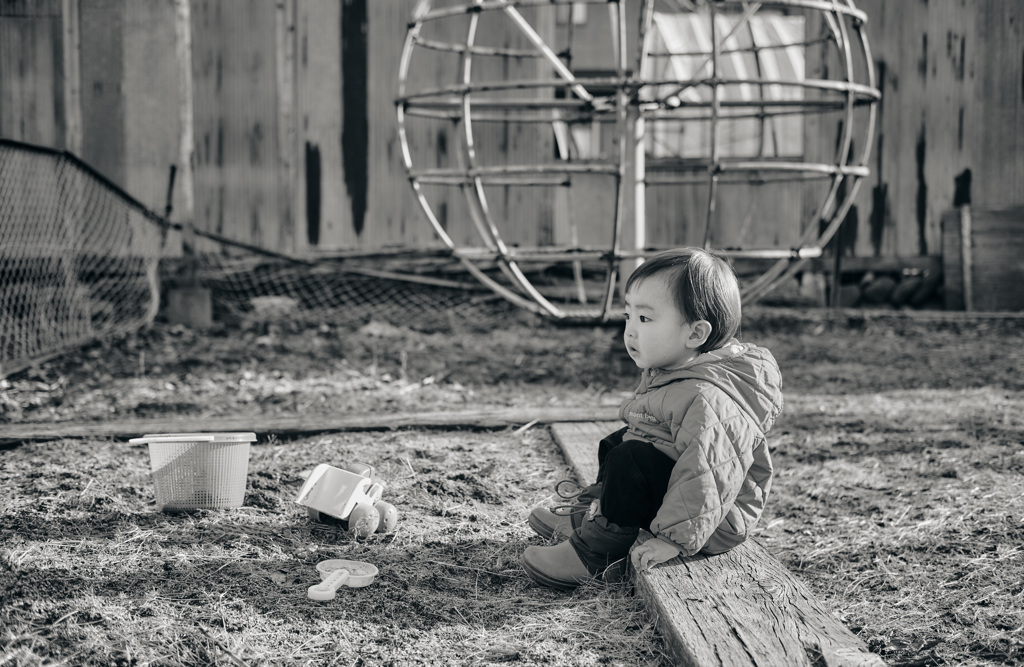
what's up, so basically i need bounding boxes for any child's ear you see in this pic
[686,320,713,349]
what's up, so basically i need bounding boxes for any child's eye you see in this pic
[639,315,650,323]
[623,312,630,320]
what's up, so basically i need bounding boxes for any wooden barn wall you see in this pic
[797,7,877,258]
[357,0,429,250]
[120,1,181,217]
[190,0,289,253]
[79,0,125,188]
[294,0,346,252]
[0,1,63,147]
[853,0,1024,258]
[1,1,1021,262]
[466,6,556,249]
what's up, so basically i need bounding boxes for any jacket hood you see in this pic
[637,339,784,434]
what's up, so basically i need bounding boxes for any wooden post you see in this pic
[58,0,88,335]
[175,0,196,266]
[61,0,82,156]
[165,0,211,329]
[275,0,297,253]
[612,0,644,301]
[174,0,195,228]
[960,204,973,312]
[941,208,964,310]
[633,113,647,262]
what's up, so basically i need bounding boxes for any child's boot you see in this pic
[520,540,592,590]
[522,505,638,590]
[569,512,638,583]
[527,480,601,541]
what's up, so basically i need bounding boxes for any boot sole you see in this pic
[527,512,556,540]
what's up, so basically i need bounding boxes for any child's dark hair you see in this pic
[624,247,742,353]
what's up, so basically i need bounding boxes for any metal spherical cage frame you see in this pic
[397,0,880,321]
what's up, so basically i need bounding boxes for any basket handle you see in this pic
[128,435,218,444]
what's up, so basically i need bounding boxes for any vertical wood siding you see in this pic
[0,3,62,146]
[122,1,182,217]
[294,0,347,251]
[190,0,286,252]
[79,0,125,188]
[854,0,1024,257]
[1,1,1021,265]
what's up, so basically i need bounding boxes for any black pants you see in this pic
[567,427,676,572]
[594,426,675,532]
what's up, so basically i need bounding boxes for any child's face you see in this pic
[623,277,702,371]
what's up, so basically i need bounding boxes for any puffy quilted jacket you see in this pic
[618,339,783,556]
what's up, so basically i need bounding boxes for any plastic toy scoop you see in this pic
[307,559,379,601]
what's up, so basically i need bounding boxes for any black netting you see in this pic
[1,141,512,378]
[0,142,163,377]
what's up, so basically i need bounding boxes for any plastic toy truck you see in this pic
[294,463,398,537]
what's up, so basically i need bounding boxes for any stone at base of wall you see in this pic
[758,269,943,310]
[163,287,213,329]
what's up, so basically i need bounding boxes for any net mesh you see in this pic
[183,253,502,331]
[0,141,164,378]
[0,141,513,378]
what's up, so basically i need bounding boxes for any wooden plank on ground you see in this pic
[547,421,613,485]
[549,422,884,667]
[1,406,621,444]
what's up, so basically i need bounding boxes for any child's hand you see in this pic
[630,537,681,572]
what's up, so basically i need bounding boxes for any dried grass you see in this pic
[1,428,670,666]
[761,387,1024,666]
[3,310,1024,666]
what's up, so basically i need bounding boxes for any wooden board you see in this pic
[548,421,615,486]
[636,538,885,667]
[1,406,621,444]
[970,207,1024,312]
[0,5,61,146]
[943,206,1024,312]
[549,421,883,667]
[942,207,966,310]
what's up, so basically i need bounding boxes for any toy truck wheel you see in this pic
[347,503,381,538]
[373,501,399,533]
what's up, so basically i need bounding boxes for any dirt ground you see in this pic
[2,303,1023,665]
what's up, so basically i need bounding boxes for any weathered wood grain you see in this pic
[0,406,620,444]
[968,207,1024,312]
[943,205,1024,312]
[549,421,615,483]
[635,537,885,667]
[549,421,884,667]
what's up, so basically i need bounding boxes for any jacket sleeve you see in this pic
[648,391,756,556]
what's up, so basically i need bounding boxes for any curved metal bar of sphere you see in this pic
[397,0,880,317]
[459,6,568,317]
[399,1,626,319]
[741,4,879,303]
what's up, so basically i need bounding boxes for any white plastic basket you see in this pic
[128,432,256,511]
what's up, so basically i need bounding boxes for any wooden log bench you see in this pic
[551,422,885,667]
